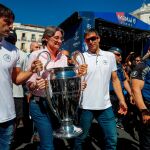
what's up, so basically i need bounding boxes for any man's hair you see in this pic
[0,3,15,20]
[84,28,99,38]
[109,47,122,54]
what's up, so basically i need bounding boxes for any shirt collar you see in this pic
[87,49,102,56]
[45,47,62,61]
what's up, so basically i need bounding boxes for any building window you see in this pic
[21,43,26,51]
[31,34,36,42]
[21,33,26,41]
[38,35,42,42]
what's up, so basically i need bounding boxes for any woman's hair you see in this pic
[42,26,64,42]
[42,26,64,46]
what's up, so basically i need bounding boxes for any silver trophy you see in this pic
[37,50,86,139]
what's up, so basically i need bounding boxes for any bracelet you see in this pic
[140,109,150,116]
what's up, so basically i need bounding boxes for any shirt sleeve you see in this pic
[15,49,21,68]
[131,63,145,81]
[111,53,117,72]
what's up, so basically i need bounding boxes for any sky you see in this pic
[1,0,149,27]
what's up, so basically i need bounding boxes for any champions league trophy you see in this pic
[37,50,86,139]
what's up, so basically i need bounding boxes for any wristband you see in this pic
[140,109,150,116]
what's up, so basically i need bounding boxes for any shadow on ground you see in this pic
[12,122,140,150]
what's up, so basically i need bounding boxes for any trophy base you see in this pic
[53,125,82,139]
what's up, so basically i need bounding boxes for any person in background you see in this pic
[27,42,41,143]
[135,56,142,65]
[0,4,42,150]
[73,28,127,150]
[131,48,150,150]
[61,50,74,65]
[142,47,150,61]
[26,26,87,150]
[109,47,133,130]
[124,52,135,77]
[23,41,41,102]
[131,51,150,150]
[30,42,41,53]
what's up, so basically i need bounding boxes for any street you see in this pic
[12,121,140,150]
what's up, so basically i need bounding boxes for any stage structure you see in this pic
[59,11,150,59]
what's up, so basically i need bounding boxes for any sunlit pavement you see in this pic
[12,121,139,150]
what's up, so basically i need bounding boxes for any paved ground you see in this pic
[12,121,140,150]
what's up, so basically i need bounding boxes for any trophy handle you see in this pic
[71,50,86,80]
[36,51,51,76]
[36,51,61,122]
[71,50,86,109]
[71,50,86,66]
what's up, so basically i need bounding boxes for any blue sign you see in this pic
[79,11,150,31]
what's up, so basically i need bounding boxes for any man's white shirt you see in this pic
[0,39,20,123]
[79,49,117,110]
[13,50,27,98]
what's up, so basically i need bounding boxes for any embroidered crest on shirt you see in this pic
[3,54,11,62]
[103,60,108,65]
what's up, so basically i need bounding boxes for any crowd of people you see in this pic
[0,3,150,150]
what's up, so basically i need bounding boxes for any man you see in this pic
[0,4,42,150]
[109,47,133,129]
[25,42,41,143]
[61,50,74,65]
[5,29,28,131]
[30,41,40,53]
[74,28,127,150]
[5,30,28,129]
[131,48,150,150]
[23,42,41,102]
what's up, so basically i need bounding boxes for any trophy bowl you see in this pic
[46,66,83,139]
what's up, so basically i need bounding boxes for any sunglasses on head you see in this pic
[85,36,98,43]
[114,53,121,56]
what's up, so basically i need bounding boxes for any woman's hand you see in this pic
[35,76,48,90]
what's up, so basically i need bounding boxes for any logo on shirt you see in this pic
[3,54,11,62]
[131,71,138,77]
[103,60,108,65]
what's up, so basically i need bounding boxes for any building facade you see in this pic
[131,3,150,25]
[13,23,45,52]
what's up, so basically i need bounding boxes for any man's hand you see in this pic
[141,109,150,124]
[118,100,128,115]
[81,80,87,91]
[78,64,88,77]
[30,59,43,73]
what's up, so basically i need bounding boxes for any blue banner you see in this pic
[79,11,150,31]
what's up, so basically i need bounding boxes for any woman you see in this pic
[27,26,86,150]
